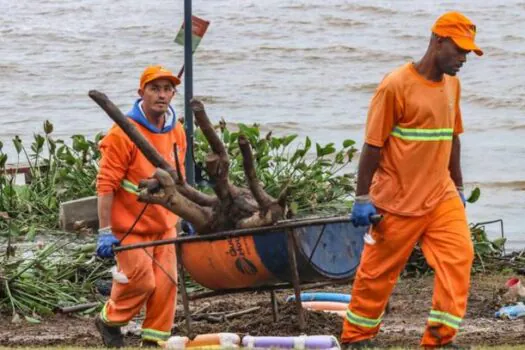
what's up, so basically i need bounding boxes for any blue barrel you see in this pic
[253,221,366,283]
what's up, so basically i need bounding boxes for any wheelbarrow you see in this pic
[115,215,368,335]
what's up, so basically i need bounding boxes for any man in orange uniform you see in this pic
[341,12,483,348]
[95,65,187,347]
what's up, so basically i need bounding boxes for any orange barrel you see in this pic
[181,220,367,290]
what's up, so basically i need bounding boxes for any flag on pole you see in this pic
[174,15,210,53]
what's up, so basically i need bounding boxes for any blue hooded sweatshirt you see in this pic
[127,99,177,134]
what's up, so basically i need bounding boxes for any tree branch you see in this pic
[191,98,233,201]
[238,134,275,209]
[190,99,227,157]
[138,168,212,233]
[173,143,184,185]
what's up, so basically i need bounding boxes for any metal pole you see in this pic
[183,0,195,186]
[270,290,279,322]
[113,215,353,252]
[286,228,305,330]
[176,244,193,338]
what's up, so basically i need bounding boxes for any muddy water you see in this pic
[1,0,524,246]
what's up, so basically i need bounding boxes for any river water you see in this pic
[1,0,524,247]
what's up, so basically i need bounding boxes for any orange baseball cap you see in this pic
[139,65,181,90]
[432,11,483,56]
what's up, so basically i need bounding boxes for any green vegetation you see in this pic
[193,120,357,216]
[0,121,101,238]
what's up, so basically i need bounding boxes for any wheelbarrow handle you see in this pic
[364,214,383,245]
[369,214,383,225]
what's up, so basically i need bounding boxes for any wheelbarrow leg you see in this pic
[286,229,305,330]
[176,243,193,338]
[270,290,279,322]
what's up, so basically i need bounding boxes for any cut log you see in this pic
[88,90,285,234]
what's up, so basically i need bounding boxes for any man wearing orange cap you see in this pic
[95,65,187,347]
[341,12,482,348]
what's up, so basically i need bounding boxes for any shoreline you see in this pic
[0,273,522,348]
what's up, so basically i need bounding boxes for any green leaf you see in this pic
[258,155,271,168]
[238,123,259,140]
[43,120,54,134]
[25,225,37,241]
[24,315,41,324]
[316,143,322,157]
[270,137,282,149]
[343,139,355,148]
[13,136,23,154]
[323,143,336,156]
[48,137,56,154]
[289,202,299,215]
[290,149,306,164]
[229,132,239,145]
[255,139,269,155]
[95,132,105,144]
[282,134,298,147]
[467,187,481,203]
[474,242,493,255]
[316,143,336,157]
[0,154,7,168]
[491,237,506,250]
[346,148,357,162]
[304,137,312,152]
[222,129,230,144]
[295,162,307,171]
[335,152,345,164]
[59,149,77,166]
[72,135,89,152]
[31,134,45,153]
[319,159,333,167]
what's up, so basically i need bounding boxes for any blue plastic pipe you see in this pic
[286,292,351,303]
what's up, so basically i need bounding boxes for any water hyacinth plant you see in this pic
[0,121,102,238]
[0,240,108,323]
[193,120,358,216]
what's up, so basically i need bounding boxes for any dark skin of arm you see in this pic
[355,143,382,196]
[449,135,463,188]
[356,136,462,197]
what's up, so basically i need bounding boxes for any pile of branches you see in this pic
[0,238,109,322]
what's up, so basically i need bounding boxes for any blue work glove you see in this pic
[181,220,196,235]
[350,195,378,227]
[96,227,120,259]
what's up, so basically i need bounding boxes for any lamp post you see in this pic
[183,0,195,186]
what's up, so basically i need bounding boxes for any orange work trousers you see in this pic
[100,228,177,343]
[341,196,474,347]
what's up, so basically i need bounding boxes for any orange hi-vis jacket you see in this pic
[96,100,187,235]
[366,63,463,216]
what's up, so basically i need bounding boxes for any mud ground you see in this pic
[1,273,524,348]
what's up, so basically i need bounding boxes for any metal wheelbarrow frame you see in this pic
[116,215,367,335]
